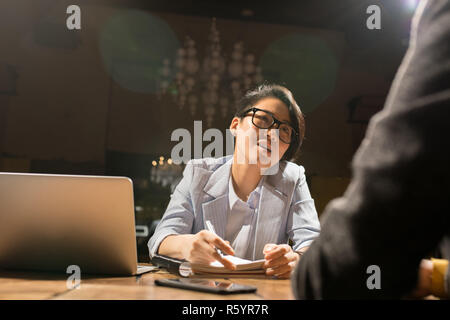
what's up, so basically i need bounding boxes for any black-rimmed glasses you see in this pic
[242,107,298,144]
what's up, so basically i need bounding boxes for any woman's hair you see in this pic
[234,83,305,162]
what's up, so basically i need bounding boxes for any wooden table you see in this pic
[0,266,295,300]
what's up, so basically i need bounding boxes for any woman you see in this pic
[148,84,320,278]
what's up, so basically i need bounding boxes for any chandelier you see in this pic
[157,18,264,127]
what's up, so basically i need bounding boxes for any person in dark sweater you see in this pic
[292,0,450,299]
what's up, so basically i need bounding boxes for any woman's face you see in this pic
[230,97,291,169]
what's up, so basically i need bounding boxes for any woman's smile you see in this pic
[257,141,272,153]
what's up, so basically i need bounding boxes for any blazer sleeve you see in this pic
[286,165,321,251]
[147,160,196,258]
[292,0,450,299]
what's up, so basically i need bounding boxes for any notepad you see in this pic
[191,255,265,274]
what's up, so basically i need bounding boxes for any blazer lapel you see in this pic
[252,170,292,259]
[201,157,233,239]
[200,158,296,259]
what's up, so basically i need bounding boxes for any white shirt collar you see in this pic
[228,174,264,210]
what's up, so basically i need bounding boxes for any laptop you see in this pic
[0,172,156,276]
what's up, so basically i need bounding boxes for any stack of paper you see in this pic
[191,255,265,275]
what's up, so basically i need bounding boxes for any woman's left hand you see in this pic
[262,243,301,279]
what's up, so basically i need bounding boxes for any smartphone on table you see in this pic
[154,278,257,294]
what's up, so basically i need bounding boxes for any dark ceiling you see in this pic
[81,0,417,56]
[90,0,416,33]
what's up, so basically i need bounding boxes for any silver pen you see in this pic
[205,220,225,257]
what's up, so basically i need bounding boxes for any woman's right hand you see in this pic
[182,230,236,270]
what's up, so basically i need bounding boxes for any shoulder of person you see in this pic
[278,160,306,185]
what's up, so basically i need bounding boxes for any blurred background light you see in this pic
[405,0,420,13]
[260,34,339,114]
[99,10,180,94]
